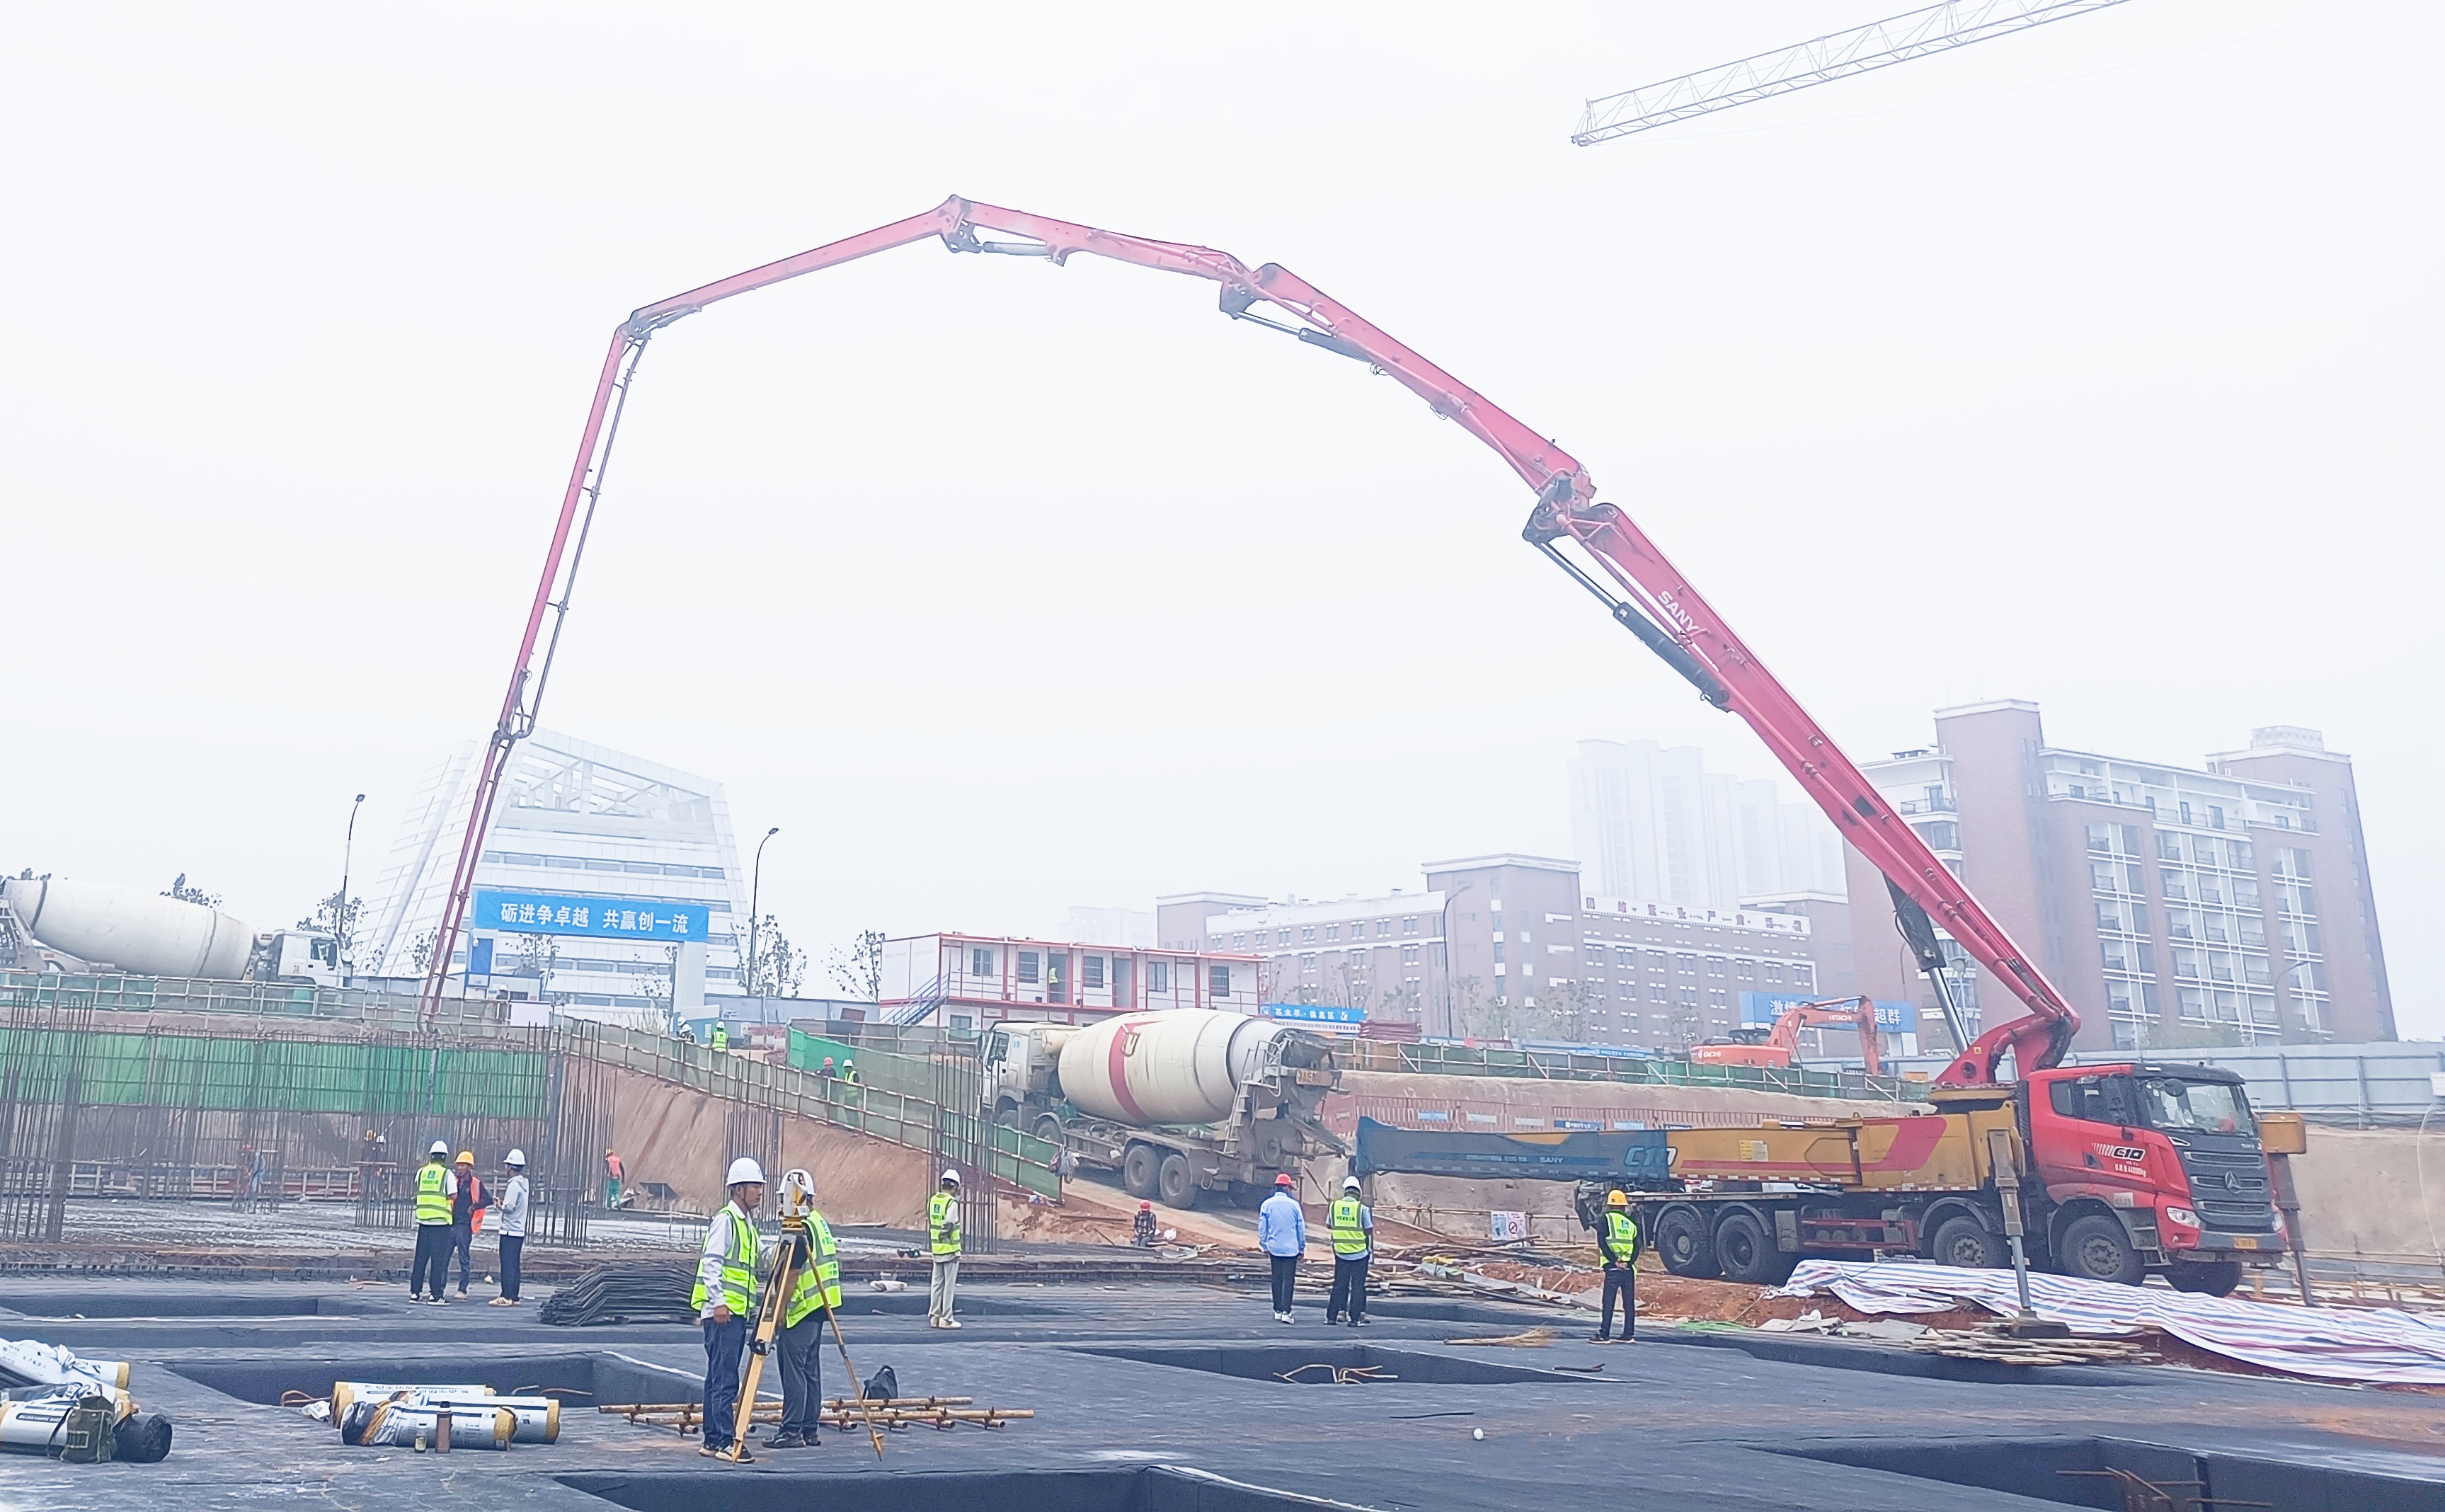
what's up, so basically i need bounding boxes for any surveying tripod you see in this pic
[728,1168,886,1460]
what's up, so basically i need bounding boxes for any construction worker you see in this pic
[1258,1172,1305,1323]
[817,1055,837,1082]
[1593,1189,1639,1344]
[840,1058,859,1087]
[711,1021,729,1052]
[1324,1175,1373,1327]
[1132,1200,1157,1249]
[926,1169,962,1329]
[693,1156,765,1462]
[604,1147,624,1209]
[409,1140,454,1303]
[449,1150,489,1298]
[762,1176,841,1450]
[491,1150,529,1306]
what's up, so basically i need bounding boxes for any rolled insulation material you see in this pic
[340,1399,515,1450]
[0,1395,109,1456]
[331,1381,495,1416]
[408,1393,559,1443]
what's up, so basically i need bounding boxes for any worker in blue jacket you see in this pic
[1257,1172,1306,1323]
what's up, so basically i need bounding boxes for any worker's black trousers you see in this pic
[1599,1266,1636,1339]
[777,1312,823,1437]
[1327,1255,1370,1323]
[702,1315,748,1450]
[499,1235,524,1302]
[409,1223,450,1299]
[1268,1254,1299,1313]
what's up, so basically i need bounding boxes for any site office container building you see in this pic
[877,932,1261,1029]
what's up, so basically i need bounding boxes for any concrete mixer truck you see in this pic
[981,1009,1343,1210]
[1,878,340,987]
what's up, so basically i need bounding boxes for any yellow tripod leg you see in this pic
[824,1306,887,1460]
[728,1245,795,1461]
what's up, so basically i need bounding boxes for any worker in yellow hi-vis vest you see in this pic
[927,1169,963,1329]
[692,1157,765,1461]
[761,1174,842,1450]
[409,1140,455,1303]
[1325,1175,1374,1327]
[1593,1189,1640,1344]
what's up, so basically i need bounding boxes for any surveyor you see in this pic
[1258,1172,1305,1323]
[762,1174,842,1450]
[449,1150,490,1298]
[604,1147,624,1208]
[1592,1189,1639,1344]
[927,1169,963,1329]
[491,1150,529,1306]
[1132,1200,1157,1249]
[1324,1175,1374,1327]
[693,1156,765,1461]
[410,1140,456,1303]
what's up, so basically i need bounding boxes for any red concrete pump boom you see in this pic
[418,195,2078,1086]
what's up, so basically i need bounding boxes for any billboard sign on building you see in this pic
[1740,991,1908,1030]
[472,888,710,942]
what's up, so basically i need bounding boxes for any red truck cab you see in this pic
[2023,1060,2282,1295]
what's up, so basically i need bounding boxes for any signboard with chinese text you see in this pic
[472,888,711,941]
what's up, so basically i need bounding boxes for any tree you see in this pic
[513,932,559,997]
[295,890,369,964]
[1541,979,1596,1046]
[1658,992,1708,1055]
[1465,992,1521,1044]
[742,912,807,998]
[1448,975,1486,1039]
[828,928,885,1002]
[402,927,439,977]
[162,874,221,908]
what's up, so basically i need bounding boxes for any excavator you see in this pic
[1690,995,1884,1076]
[416,195,2307,1297]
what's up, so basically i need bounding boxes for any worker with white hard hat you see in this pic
[692,1155,767,1460]
[408,1140,457,1304]
[491,1150,530,1307]
[926,1168,963,1329]
[1325,1174,1375,1328]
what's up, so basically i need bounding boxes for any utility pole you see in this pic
[747,827,780,1002]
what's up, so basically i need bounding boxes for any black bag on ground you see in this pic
[861,1365,896,1402]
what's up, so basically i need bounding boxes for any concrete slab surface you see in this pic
[0,1275,2435,1511]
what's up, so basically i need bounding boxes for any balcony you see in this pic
[1895,796,1955,815]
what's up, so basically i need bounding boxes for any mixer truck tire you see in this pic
[1652,1205,1720,1278]
[1156,1153,1196,1209]
[1033,1114,1063,1145]
[1712,1209,1797,1286]
[1121,1144,1161,1201]
[2166,1259,2243,1297]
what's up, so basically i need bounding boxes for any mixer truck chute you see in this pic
[982,1009,1343,1210]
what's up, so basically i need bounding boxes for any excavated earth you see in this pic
[0,1257,2437,1512]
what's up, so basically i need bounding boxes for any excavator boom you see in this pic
[420,195,2078,1087]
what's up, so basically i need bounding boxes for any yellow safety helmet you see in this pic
[1605,1189,1630,1207]
[456,1150,475,1165]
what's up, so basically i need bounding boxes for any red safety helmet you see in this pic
[1274,1172,1293,1187]
[1139,1201,1152,1211]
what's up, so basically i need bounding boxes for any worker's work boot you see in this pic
[941,1317,962,1329]
[761,1431,803,1450]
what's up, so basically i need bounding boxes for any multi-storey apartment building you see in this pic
[1845,703,2393,1050]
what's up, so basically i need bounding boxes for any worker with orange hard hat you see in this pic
[1132,1200,1158,1249]
[447,1149,490,1300]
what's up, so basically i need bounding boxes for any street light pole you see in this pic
[336,793,366,979]
[748,827,780,1000]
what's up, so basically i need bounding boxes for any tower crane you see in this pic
[416,195,2077,1088]
[1574,0,2134,145]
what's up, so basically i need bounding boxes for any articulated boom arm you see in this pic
[1768,996,1885,1078]
[420,194,2077,1086]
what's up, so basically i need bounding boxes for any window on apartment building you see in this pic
[1300,953,1317,971]
[2179,801,2193,825]
[1402,916,1419,934]
[1644,950,1668,970]
[1300,926,1316,944]
[2208,806,2226,830]
[1793,964,1814,990]
[1375,920,1392,937]
[1673,953,1695,974]
[1210,965,1231,997]
[1082,956,1106,990]
[1493,943,1506,963]
[2159,869,2187,900]
[1705,958,1726,978]
[1232,933,1246,947]
[1708,988,1727,1004]
[1763,962,1785,983]
[970,947,995,975]
[1017,951,1040,984]
[1401,944,1420,965]
[1324,924,1340,941]
[1735,960,1756,981]
[1149,961,1169,992]
[2158,832,2181,862]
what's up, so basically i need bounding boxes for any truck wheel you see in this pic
[1157,1153,1197,1210]
[2167,1259,2243,1297]
[1032,1114,1063,1145]
[1929,1215,2004,1271]
[2059,1214,2144,1287]
[992,1101,1020,1129]
[1713,1210,1797,1285]
[1655,1206,1720,1278]
[1121,1143,1161,1200]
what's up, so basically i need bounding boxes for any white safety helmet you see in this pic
[726,1157,766,1186]
[430,1140,450,1157]
[940,1168,961,1186]
[505,1149,527,1167]
[1341,1176,1362,1191]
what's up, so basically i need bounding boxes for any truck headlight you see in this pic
[2162,1205,2199,1229]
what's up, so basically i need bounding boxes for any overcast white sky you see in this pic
[4,2,2436,1034]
